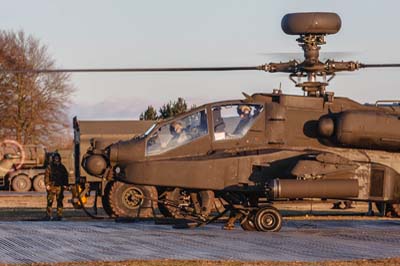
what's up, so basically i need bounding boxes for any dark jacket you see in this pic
[44,163,69,187]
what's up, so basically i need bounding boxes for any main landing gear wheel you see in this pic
[107,181,157,218]
[101,182,115,217]
[254,206,283,232]
[240,210,257,231]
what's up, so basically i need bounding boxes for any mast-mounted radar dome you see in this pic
[281,12,341,35]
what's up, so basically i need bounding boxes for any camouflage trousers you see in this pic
[46,186,64,217]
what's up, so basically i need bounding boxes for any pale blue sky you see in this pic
[2,1,400,119]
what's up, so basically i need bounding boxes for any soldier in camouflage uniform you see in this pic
[44,153,69,221]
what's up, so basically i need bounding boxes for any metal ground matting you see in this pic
[0,220,399,264]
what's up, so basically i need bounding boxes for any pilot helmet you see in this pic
[237,105,252,116]
[170,121,183,135]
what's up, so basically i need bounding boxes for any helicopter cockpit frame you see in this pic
[143,100,265,158]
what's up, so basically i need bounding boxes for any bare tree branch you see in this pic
[0,30,74,146]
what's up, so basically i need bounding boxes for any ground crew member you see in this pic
[44,152,69,221]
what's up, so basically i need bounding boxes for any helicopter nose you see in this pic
[83,154,108,176]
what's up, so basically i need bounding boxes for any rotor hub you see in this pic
[261,12,356,97]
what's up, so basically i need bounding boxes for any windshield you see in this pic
[146,109,208,156]
[212,103,263,140]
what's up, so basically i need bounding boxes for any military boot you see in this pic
[42,215,52,221]
[54,207,63,221]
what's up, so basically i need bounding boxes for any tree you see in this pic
[0,30,73,146]
[139,105,158,120]
[140,98,189,121]
[158,102,173,119]
[173,97,188,115]
[158,97,188,119]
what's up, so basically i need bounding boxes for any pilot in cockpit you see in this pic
[233,105,252,135]
[169,121,189,145]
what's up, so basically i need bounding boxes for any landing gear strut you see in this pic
[159,188,215,220]
[240,210,257,231]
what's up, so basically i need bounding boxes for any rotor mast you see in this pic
[295,33,329,96]
[260,12,357,97]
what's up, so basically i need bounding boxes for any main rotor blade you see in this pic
[360,63,400,68]
[1,66,262,73]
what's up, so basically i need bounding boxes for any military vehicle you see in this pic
[0,140,49,192]
[0,119,154,219]
[6,12,400,231]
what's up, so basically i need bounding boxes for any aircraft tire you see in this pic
[254,205,282,232]
[107,181,157,218]
[101,182,116,217]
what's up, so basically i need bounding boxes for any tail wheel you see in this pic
[32,174,46,192]
[240,210,257,231]
[11,174,32,192]
[254,206,283,232]
[160,188,214,218]
[101,182,115,217]
[107,181,157,218]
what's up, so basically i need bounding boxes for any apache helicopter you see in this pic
[8,12,400,231]
[79,12,400,231]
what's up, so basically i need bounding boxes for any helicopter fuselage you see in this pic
[83,91,400,205]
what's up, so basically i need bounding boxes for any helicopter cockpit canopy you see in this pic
[146,109,208,156]
[145,102,263,156]
[212,103,263,141]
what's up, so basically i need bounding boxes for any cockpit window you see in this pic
[212,104,263,140]
[146,109,208,156]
